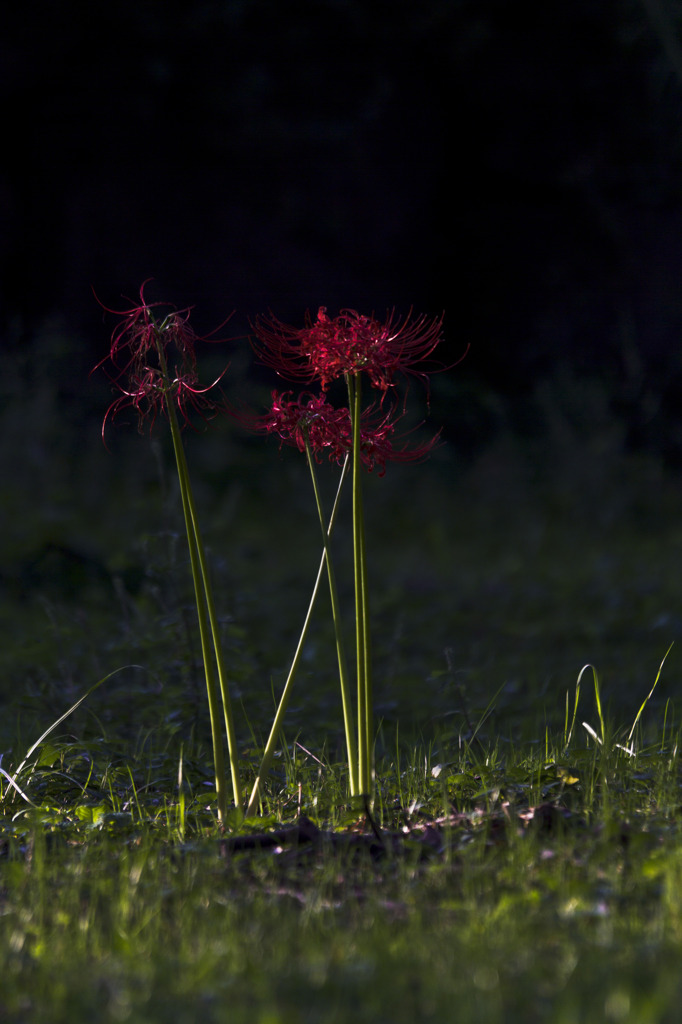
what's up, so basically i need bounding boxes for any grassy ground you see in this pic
[2,327,682,1020]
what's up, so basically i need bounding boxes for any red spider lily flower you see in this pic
[94,281,230,439]
[242,390,440,475]
[259,391,351,462]
[252,307,449,392]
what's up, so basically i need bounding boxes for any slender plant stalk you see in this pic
[348,373,373,797]
[359,462,372,797]
[166,417,229,822]
[304,440,358,797]
[246,457,349,817]
[157,342,242,818]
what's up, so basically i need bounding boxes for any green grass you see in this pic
[1,705,682,1023]
[4,329,682,1020]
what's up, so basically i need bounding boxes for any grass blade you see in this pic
[1,665,143,804]
[627,642,674,746]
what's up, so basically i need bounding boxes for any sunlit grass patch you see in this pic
[1,697,682,1022]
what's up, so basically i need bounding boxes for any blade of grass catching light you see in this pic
[1,665,142,804]
[593,665,605,742]
[0,767,37,807]
[566,664,603,750]
[468,682,506,750]
[582,721,603,746]
[627,642,674,746]
[564,672,582,750]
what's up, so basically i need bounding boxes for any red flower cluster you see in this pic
[97,287,453,473]
[249,390,439,476]
[95,283,228,437]
[252,307,445,391]
[247,305,449,471]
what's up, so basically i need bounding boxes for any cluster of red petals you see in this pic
[358,408,442,474]
[94,282,228,437]
[102,365,226,437]
[260,391,349,461]
[247,390,439,475]
[252,307,445,392]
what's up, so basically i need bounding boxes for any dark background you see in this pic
[4,0,682,747]
[4,0,682,457]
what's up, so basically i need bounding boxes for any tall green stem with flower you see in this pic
[246,306,453,806]
[159,348,242,815]
[347,372,372,797]
[166,412,230,822]
[95,284,242,823]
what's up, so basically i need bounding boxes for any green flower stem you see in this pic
[304,441,358,798]
[348,373,373,797]
[166,413,229,823]
[245,457,349,817]
[167,410,242,812]
[156,339,242,818]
